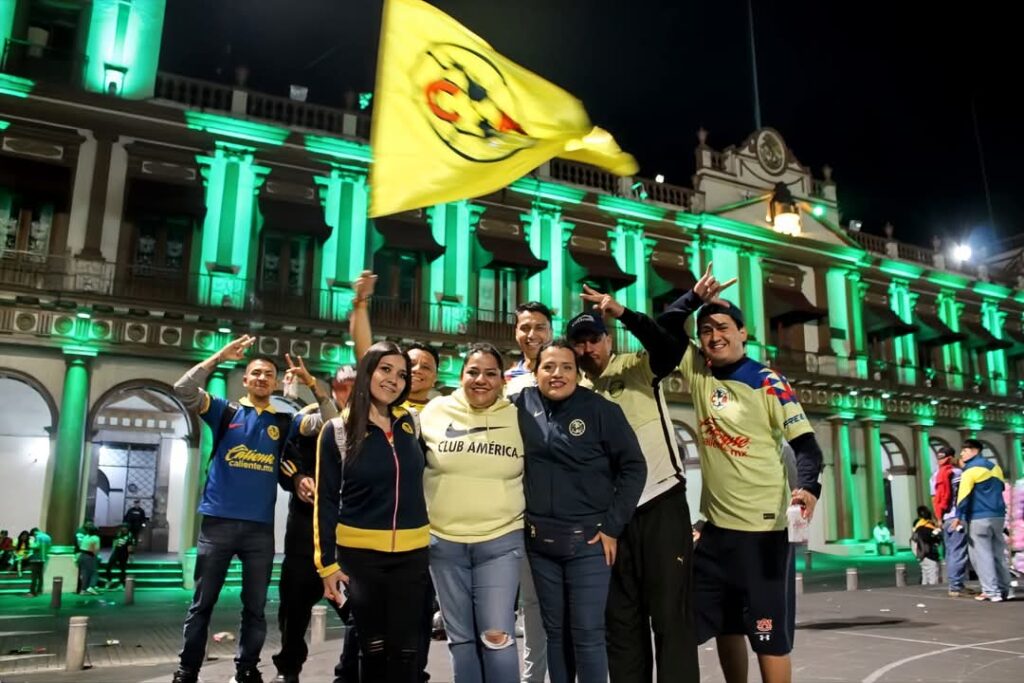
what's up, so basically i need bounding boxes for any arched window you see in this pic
[979,440,1003,469]
[672,420,700,466]
[880,434,909,471]
[929,436,953,459]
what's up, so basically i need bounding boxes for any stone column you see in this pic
[862,419,885,527]
[46,355,92,544]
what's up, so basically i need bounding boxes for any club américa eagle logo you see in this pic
[413,43,539,162]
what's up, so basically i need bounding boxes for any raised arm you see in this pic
[173,335,255,413]
[350,270,377,361]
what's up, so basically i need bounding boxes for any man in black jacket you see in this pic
[271,361,346,683]
[565,285,697,682]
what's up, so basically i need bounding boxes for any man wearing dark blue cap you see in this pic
[566,284,697,682]
[661,264,824,683]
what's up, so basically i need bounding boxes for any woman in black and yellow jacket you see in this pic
[313,341,430,683]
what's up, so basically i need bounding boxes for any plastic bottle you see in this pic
[787,504,809,543]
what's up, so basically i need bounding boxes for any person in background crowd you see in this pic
[0,529,13,571]
[515,339,647,683]
[105,524,135,588]
[12,530,30,576]
[873,520,895,556]
[77,522,101,595]
[420,343,526,682]
[912,506,942,585]
[931,445,971,597]
[124,499,149,545]
[956,438,1012,602]
[314,342,431,683]
[26,527,51,597]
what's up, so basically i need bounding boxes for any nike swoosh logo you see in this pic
[533,410,544,417]
[228,423,243,429]
[445,423,507,439]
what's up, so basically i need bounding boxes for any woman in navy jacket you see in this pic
[514,339,646,683]
[314,341,430,683]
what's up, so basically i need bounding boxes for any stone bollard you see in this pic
[50,577,63,609]
[795,572,804,595]
[124,576,136,605]
[310,605,327,645]
[66,616,89,671]
[803,549,813,572]
[846,567,859,591]
[895,563,907,587]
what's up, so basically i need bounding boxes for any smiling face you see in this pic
[697,313,748,367]
[461,351,504,409]
[514,310,552,368]
[408,348,438,398]
[369,354,408,409]
[242,359,278,400]
[536,346,578,401]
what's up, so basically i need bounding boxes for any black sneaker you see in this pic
[171,669,199,683]
[231,669,264,683]
[272,675,299,683]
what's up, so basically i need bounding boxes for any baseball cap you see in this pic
[566,312,607,340]
[696,299,746,329]
[334,365,356,383]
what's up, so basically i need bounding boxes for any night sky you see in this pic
[159,1,1020,250]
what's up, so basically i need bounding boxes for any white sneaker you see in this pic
[989,594,1004,603]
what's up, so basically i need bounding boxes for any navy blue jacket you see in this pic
[514,386,646,538]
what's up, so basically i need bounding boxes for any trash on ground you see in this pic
[212,631,235,642]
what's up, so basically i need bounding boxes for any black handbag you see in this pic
[525,515,589,560]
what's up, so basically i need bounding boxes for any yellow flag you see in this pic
[369,0,638,217]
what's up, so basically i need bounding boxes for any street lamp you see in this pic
[952,243,972,263]
[768,182,801,236]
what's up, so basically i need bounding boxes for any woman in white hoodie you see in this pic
[419,343,526,683]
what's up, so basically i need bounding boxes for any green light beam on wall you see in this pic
[509,178,585,205]
[0,3,15,55]
[0,73,35,98]
[186,111,291,146]
[0,120,9,131]
[84,0,166,98]
[305,135,372,163]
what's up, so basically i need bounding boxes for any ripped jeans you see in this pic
[430,530,524,683]
[337,546,430,683]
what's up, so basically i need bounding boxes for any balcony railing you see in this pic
[546,159,621,196]
[153,72,371,138]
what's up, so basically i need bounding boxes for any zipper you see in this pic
[387,426,400,552]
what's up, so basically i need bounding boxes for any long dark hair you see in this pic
[343,341,411,463]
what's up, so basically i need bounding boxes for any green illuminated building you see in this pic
[1,2,1022,573]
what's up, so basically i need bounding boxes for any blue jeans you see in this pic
[528,541,611,683]
[943,519,968,591]
[430,530,524,683]
[179,516,275,673]
[967,517,1012,598]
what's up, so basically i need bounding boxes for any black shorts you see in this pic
[694,523,795,656]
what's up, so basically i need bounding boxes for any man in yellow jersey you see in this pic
[666,266,823,683]
[565,284,696,682]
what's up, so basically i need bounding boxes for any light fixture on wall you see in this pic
[768,182,801,236]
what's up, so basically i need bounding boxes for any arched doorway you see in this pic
[87,381,196,553]
[0,369,58,535]
[880,433,914,547]
[979,440,1004,470]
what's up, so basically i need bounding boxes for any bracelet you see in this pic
[306,380,317,388]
